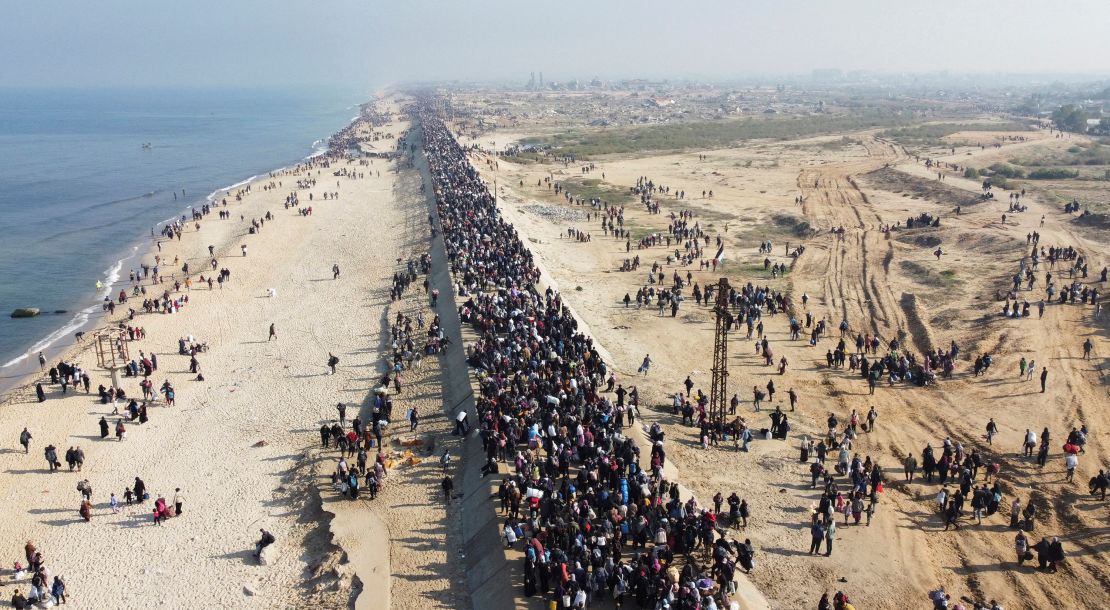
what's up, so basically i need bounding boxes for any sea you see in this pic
[0,87,367,388]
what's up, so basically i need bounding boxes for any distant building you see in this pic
[811,69,843,82]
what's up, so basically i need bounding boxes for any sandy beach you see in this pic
[0,95,471,609]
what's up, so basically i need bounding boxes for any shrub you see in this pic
[1028,168,1079,180]
[988,163,1024,178]
[963,167,979,178]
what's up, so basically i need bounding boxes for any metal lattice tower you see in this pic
[709,277,732,424]
[94,329,129,390]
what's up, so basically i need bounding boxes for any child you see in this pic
[124,487,134,505]
[110,493,120,514]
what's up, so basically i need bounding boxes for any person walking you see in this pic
[268,323,277,341]
[903,454,918,482]
[809,519,826,555]
[333,264,341,280]
[441,475,454,502]
[50,575,66,605]
[944,491,962,530]
[986,418,998,445]
[1065,452,1078,483]
[824,519,836,556]
[19,428,32,454]
[173,488,184,516]
[1040,367,1048,393]
[408,406,419,432]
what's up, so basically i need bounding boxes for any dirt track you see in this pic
[462,124,1108,609]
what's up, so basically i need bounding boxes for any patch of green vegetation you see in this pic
[882,122,1030,144]
[1051,105,1089,133]
[742,263,790,276]
[559,177,634,204]
[511,151,554,164]
[621,223,659,241]
[900,261,961,289]
[820,136,859,150]
[989,175,1012,189]
[1010,141,1110,167]
[785,136,858,151]
[533,111,914,158]
[1027,168,1080,180]
[987,163,1024,179]
[772,214,813,238]
[963,167,979,178]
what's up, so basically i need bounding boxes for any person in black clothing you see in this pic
[254,529,276,559]
[1089,470,1109,500]
[441,475,454,502]
[133,477,146,504]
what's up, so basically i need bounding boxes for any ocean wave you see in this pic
[205,175,259,202]
[41,216,135,243]
[85,189,163,212]
[305,139,329,160]
[1,353,28,368]
[1,303,99,368]
[1,246,139,369]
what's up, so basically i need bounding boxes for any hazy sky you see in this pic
[4,0,1109,89]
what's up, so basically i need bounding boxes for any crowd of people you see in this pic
[421,102,758,610]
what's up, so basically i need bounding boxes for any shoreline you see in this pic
[0,107,371,402]
[0,94,419,608]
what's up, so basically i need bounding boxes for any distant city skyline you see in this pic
[4,0,1109,90]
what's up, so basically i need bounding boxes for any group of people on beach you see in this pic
[9,542,66,608]
[8,113,392,603]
